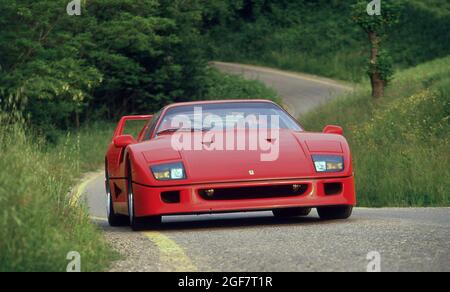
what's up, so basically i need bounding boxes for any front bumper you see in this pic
[133,176,356,217]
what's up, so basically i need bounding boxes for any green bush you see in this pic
[206,68,280,103]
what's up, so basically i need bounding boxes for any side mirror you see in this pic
[323,125,343,135]
[113,135,136,148]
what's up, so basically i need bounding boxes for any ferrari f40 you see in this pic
[105,100,356,230]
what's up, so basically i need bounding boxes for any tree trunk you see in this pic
[370,71,385,98]
[75,111,80,129]
[368,31,385,98]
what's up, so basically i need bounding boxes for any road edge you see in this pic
[69,171,103,206]
[212,61,354,91]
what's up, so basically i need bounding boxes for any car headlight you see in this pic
[312,155,344,173]
[151,162,186,181]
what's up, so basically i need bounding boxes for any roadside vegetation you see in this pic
[302,57,450,207]
[0,114,115,271]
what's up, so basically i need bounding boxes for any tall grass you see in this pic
[48,121,116,172]
[0,114,116,271]
[301,57,450,207]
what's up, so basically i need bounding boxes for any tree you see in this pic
[0,0,211,135]
[351,0,401,98]
[0,0,102,135]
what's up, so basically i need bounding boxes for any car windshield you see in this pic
[155,102,302,135]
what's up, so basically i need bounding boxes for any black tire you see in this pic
[273,207,312,218]
[106,164,128,227]
[127,160,161,231]
[317,206,353,220]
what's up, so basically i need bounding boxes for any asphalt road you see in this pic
[84,63,450,272]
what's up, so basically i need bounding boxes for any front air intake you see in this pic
[198,184,309,201]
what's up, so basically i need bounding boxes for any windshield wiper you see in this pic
[156,128,187,136]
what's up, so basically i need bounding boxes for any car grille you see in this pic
[198,184,309,201]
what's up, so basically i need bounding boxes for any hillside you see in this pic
[301,57,450,206]
[204,0,450,82]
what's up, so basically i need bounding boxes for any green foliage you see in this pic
[203,0,450,82]
[0,0,102,130]
[351,0,402,35]
[389,0,450,66]
[0,0,211,131]
[352,0,401,86]
[2,0,448,129]
[302,57,450,207]
[201,0,244,27]
[369,49,394,84]
[206,68,280,103]
[0,112,116,271]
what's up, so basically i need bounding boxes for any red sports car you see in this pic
[105,100,356,230]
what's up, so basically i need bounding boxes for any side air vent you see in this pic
[161,191,181,204]
[324,183,343,196]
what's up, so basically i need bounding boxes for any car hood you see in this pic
[180,129,313,182]
[131,129,351,185]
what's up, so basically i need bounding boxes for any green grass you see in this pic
[0,114,117,271]
[48,121,116,172]
[301,57,450,207]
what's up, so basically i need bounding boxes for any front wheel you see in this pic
[317,206,353,220]
[106,169,128,226]
[127,161,161,231]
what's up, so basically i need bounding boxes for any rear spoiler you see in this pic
[113,115,153,139]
